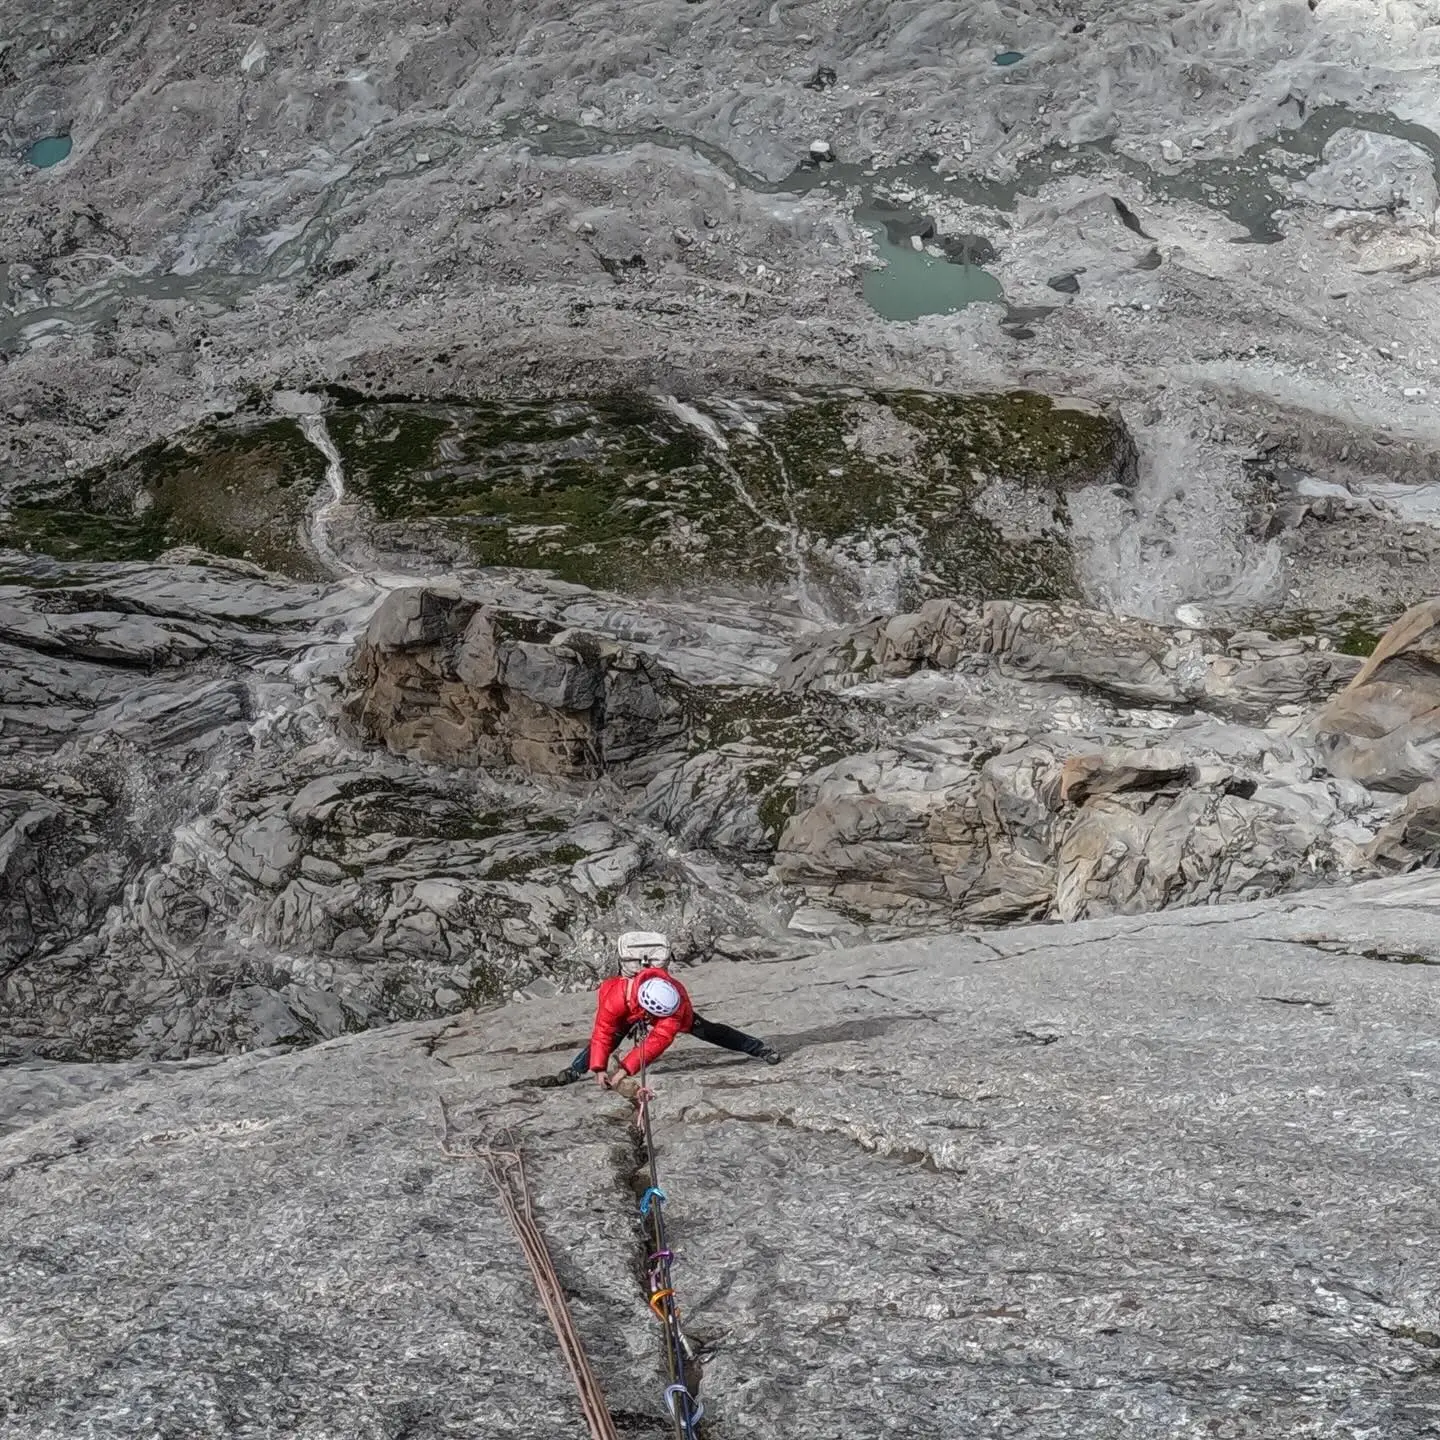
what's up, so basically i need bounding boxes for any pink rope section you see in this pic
[633,1084,656,1133]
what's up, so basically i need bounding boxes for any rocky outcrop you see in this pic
[1312,597,1440,792]
[779,598,1362,721]
[775,731,1384,925]
[768,598,1391,925]
[1368,781,1440,872]
[344,587,685,779]
[5,878,1440,1439]
[0,569,805,1064]
[3,557,1435,1062]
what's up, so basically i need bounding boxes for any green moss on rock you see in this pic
[326,388,1130,606]
[3,388,1129,608]
[1254,605,1394,658]
[0,419,328,578]
[685,683,865,846]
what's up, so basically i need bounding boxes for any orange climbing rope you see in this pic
[437,1036,705,1440]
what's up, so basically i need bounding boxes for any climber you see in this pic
[552,931,782,1085]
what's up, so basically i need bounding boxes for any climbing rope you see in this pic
[634,1037,704,1440]
[437,1106,622,1440]
[435,1030,706,1440]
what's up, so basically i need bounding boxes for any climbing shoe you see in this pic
[551,1066,584,1086]
[757,1045,783,1066]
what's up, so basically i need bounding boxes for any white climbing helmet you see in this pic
[637,976,681,1018]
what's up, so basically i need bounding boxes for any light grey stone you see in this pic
[5,880,1440,1438]
[227,816,302,888]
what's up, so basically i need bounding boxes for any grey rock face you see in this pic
[780,598,1362,720]
[769,598,1393,924]
[773,726,1380,926]
[1,545,1435,1067]
[7,559,1415,1062]
[3,877,1439,1438]
[0,567,802,1063]
[4,0,1440,1420]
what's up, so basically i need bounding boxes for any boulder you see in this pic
[344,588,684,779]
[1055,749,1197,805]
[774,751,956,912]
[1311,597,1440,791]
[1369,780,1440,871]
[1295,128,1439,226]
[776,598,978,689]
[227,816,303,889]
[927,746,1060,922]
[1053,785,1328,922]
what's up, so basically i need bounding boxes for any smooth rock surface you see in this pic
[4,876,1440,1438]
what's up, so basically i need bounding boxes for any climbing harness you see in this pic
[634,1034,705,1440]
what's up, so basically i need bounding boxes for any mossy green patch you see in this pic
[485,843,591,881]
[549,843,590,865]
[377,971,433,1023]
[685,683,868,845]
[463,962,511,1007]
[756,781,800,844]
[328,396,709,589]
[327,389,1127,607]
[686,684,853,758]
[1254,606,1394,658]
[331,794,515,844]
[297,777,576,874]
[0,419,328,578]
[1333,621,1383,658]
[1384,1323,1440,1348]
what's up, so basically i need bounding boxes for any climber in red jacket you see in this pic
[553,964,781,1087]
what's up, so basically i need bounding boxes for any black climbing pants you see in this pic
[691,1014,770,1058]
[567,1013,768,1075]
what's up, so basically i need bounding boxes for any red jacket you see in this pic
[588,967,695,1076]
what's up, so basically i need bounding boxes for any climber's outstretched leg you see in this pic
[690,1013,782,1064]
